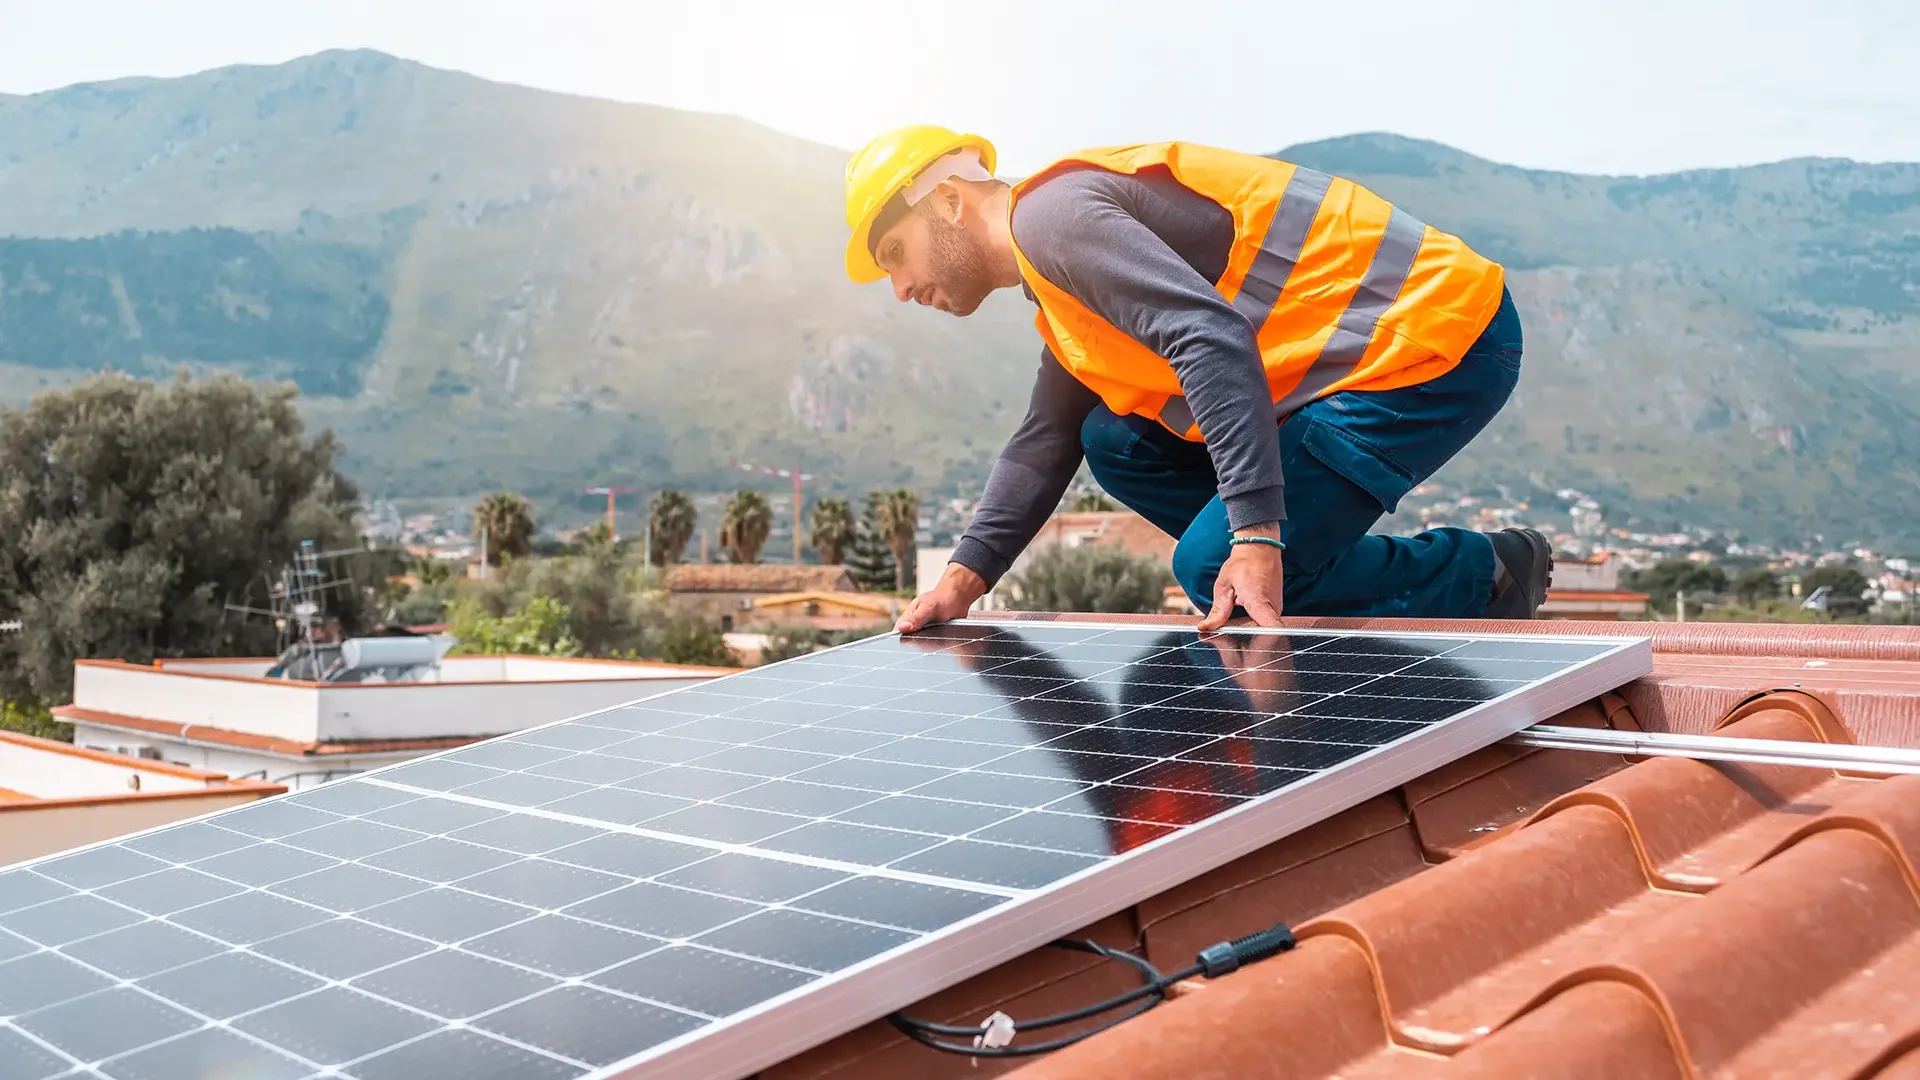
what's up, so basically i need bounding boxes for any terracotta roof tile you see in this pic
[1034,511,1178,562]
[1318,802,1684,1052]
[1137,794,1424,969]
[1534,707,1872,891]
[1542,588,1651,602]
[749,590,898,616]
[1402,693,1639,860]
[1878,1043,1920,1078]
[1000,702,1920,1080]
[1437,980,1686,1079]
[1797,773,1920,873]
[765,615,1920,1080]
[665,564,856,593]
[1625,825,1916,1077]
[985,610,1920,661]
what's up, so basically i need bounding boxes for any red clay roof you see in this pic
[1033,511,1178,562]
[666,564,857,594]
[51,706,487,758]
[751,591,899,617]
[1543,588,1650,602]
[987,609,1920,661]
[767,614,1920,1080]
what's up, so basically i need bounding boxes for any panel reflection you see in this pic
[888,625,1524,856]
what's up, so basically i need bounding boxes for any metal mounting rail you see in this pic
[1506,725,1920,777]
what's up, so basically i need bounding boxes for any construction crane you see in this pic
[583,485,638,542]
[726,458,818,563]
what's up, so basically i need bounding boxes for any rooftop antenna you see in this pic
[223,539,362,657]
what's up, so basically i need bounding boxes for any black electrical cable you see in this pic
[888,922,1295,1058]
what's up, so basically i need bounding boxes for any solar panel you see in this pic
[0,621,1648,1079]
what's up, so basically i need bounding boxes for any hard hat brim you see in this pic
[845,226,889,284]
[844,133,995,285]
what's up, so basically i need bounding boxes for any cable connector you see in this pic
[973,1011,1016,1051]
[891,926,1295,1060]
[1195,921,1295,979]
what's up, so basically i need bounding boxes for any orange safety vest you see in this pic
[1009,143,1506,441]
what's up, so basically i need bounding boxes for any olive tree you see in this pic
[0,372,362,704]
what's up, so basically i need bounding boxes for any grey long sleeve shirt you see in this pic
[950,164,1287,587]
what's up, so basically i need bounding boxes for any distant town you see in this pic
[1391,480,1914,613]
[358,474,1916,625]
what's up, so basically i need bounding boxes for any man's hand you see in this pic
[896,563,989,634]
[1197,523,1285,632]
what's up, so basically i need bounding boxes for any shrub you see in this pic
[1004,546,1173,614]
[0,701,72,742]
[448,595,581,656]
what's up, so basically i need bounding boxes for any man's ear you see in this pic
[928,179,966,227]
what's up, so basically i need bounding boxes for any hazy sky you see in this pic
[1,0,1915,176]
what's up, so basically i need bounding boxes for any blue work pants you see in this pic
[1082,287,1525,618]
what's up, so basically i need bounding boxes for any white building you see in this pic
[0,731,282,865]
[54,652,730,792]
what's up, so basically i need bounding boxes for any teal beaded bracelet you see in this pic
[1228,535,1286,550]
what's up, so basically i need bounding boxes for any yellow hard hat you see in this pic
[844,125,997,284]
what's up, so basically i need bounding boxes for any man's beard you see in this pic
[924,212,994,316]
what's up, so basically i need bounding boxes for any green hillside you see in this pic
[0,49,1037,505]
[1,51,1917,544]
[1279,134,1920,543]
[0,230,392,394]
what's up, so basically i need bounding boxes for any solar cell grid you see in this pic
[523,753,658,787]
[616,767,763,801]
[855,736,1020,769]
[1364,674,1529,701]
[0,621,1645,1080]
[972,811,1175,856]
[753,726,897,756]
[714,780,880,817]
[754,821,942,866]
[1100,705,1276,735]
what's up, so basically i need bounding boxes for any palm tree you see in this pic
[874,489,920,591]
[720,490,773,564]
[473,492,534,566]
[648,490,697,566]
[809,498,855,565]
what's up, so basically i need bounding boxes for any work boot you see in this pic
[1485,528,1553,619]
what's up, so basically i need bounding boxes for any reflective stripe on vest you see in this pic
[1010,143,1505,442]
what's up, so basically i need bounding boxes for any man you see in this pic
[842,127,1550,633]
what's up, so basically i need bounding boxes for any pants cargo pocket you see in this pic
[1297,417,1418,514]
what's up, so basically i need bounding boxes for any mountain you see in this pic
[0,49,1037,506]
[1280,135,1920,544]
[1,52,1917,545]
